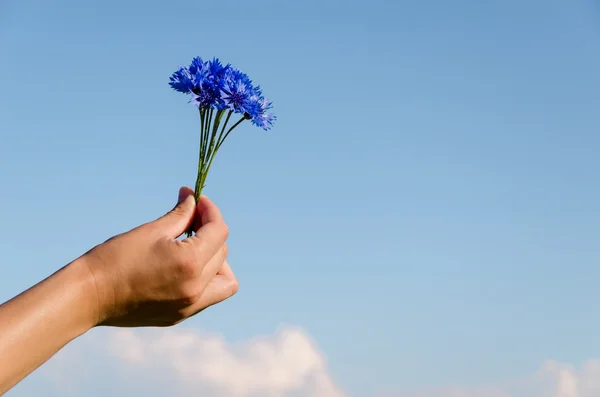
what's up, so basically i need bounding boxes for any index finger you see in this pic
[186,196,229,260]
[195,195,225,230]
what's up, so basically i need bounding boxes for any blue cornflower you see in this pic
[207,58,229,83]
[190,82,222,108]
[205,58,230,109]
[251,97,276,130]
[221,79,251,113]
[190,90,211,109]
[228,67,253,87]
[241,94,261,119]
[187,65,223,108]
[252,111,276,130]
[221,70,254,114]
[169,66,194,93]
[188,56,205,76]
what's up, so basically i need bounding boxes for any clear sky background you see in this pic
[1,0,600,396]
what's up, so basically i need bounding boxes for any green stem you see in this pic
[216,116,245,151]
[197,110,224,194]
[202,109,213,167]
[186,113,246,237]
[202,110,233,184]
[197,109,207,195]
[200,144,223,194]
[200,109,208,173]
[206,109,225,171]
[199,115,245,194]
[216,110,233,147]
[188,109,208,237]
[199,109,213,189]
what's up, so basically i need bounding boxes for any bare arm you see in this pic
[0,259,97,393]
[0,188,238,395]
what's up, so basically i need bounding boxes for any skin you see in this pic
[0,187,238,395]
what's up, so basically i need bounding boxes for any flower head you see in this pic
[207,58,229,82]
[188,56,205,76]
[168,66,194,93]
[220,68,257,115]
[221,79,251,113]
[187,60,222,108]
[169,56,275,130]
[251,97,276,130]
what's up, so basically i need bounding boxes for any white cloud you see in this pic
[105,325,346,397]
[376,360,600,397]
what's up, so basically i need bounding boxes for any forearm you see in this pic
[0,259,97,395]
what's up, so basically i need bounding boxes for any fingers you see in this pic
[197,243,229,288]
[153,187,196,238]
[169,193,235,316]
[176,242,228,305]
[184,196,229,264]
[194,195,226,233]
[184,261,238,316]
[217,258,235,277]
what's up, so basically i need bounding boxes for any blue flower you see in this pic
[186,66,221,108]
[169,56,275,129]
[169,66,194,93]
[252,111,276,130]
[240,94,260,119]
[220,68,254,114]
[251,97,276,130]
[228,67,253,87]
[190,68,205,91]
[207,58,229,83]
[188,56,205,76]
[221,80,251,113]
[190,81,222,108]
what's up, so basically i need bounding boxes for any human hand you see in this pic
[80,187,238,327]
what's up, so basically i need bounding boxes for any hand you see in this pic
[82,187,239,327]
[0,187,238,395]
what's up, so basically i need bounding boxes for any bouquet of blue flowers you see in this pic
[169,57,276,236]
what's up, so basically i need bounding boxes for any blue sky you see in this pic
[1,0,600,396]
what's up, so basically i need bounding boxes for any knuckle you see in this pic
[218,221,229,240]
[174,253,199,279]
[222,243,229,258]
[178,284,202,306]
[230,279,239,296]
[200,221,228,244]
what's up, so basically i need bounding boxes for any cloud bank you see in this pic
[29,325,346,397]
[12,325,600,397]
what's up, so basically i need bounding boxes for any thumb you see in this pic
[154,187,196,238]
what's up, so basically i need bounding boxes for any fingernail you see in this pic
[178,187,189,204]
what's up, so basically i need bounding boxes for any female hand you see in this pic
[84,186,239,327]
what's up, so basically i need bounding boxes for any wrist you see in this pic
[65,256,105,331]
[73,249,120,327]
